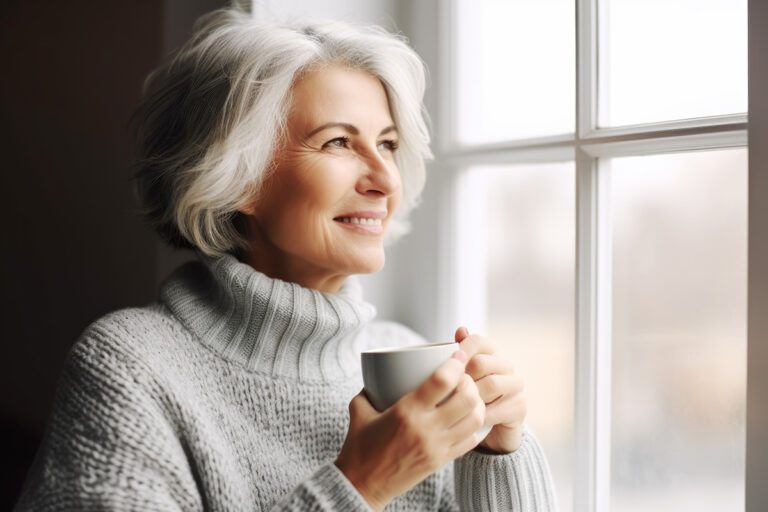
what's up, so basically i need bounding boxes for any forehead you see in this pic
[287,64,394,132]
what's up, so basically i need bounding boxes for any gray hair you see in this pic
[131,7,432,256]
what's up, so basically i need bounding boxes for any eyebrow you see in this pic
[304,122,398,139]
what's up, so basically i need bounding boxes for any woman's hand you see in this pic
[454,326,527,454]
[335,351,486,511]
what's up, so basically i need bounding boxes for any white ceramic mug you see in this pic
[361,342,492,439]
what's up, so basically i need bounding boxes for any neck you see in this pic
[240,249,348,294]
[160,252,377,381]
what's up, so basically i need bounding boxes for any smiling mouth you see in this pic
[333,217,385,235]
[333,216,383,226]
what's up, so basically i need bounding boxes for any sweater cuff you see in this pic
[454,429,557,511]
[301,463,374,511]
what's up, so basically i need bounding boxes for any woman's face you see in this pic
[240,65,403,293]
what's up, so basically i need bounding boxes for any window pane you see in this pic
[464,163,575,511]
[599,0,747,127]
[610,149,747,511]
[455,1,575,144]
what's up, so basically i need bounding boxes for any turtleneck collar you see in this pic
[159,252,377,382]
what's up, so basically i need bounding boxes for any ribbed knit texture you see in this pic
[15,253,558,511]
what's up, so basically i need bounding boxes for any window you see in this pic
[455,0,575,143]
[608,149,746,511]
[440,1,747,511]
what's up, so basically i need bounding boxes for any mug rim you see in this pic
[362,341,456,355]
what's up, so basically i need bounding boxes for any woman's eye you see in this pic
[378,139,400,152]
[323,137,349,149]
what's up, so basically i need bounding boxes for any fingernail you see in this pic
[452,350,467,363]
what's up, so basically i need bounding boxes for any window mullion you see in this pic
[577,0,598,140]
[575,149,613,512]
[575,0,605,510]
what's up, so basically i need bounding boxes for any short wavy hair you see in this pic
[131,7,432,256]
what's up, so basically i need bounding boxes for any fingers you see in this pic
[438,376,486,458]
[464,352,520,401]
[457,333,496,360]
[473,374,506,405]
[474,372,524,405]
[349,390,380,425]
[446,407,486,458]
[483,392,527,428]
[434,374,483,426]
[463,352,526,429]
[412,350,469,408]
[449,399,486,441]
[448,431,483,460]
[465,353,514,381]
[454,326,469,343]
[437,373,526,430]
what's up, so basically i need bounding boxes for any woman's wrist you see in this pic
[476,426,524,455]
[334,459,389,512]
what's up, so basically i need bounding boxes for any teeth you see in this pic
[338,217,382,226]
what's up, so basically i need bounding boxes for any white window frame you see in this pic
[433,1,751,511]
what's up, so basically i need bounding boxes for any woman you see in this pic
[16,8,557,511]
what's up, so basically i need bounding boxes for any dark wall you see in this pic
[0,0,223,507]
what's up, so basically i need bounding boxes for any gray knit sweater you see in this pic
[16,253,557,511]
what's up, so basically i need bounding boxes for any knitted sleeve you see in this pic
[439,427,559,512]
[14,327,203,511]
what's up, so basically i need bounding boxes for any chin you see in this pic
[348,252,385,275]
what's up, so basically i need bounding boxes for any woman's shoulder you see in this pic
[19,307,200,511]
[83,302,168,335]
[67,303,186,385]
[77,302,174,345]
[46,306,180,436]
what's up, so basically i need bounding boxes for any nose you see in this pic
[357,149,400,197]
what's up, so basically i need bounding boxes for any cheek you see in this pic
[258,150,374,242]
[267,169,351,241]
